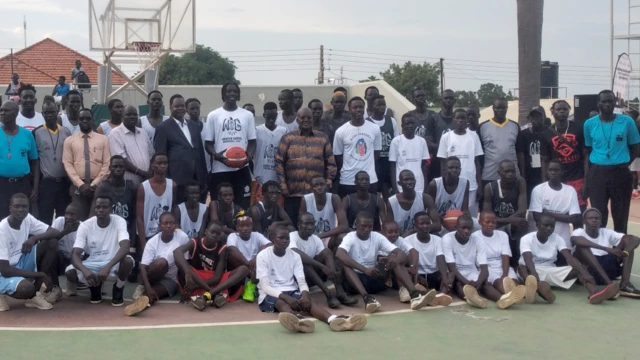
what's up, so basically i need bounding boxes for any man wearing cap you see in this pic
[517,106,546,207]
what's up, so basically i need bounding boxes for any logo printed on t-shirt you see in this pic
[355,138,367,157]
[437,200,457,216]
[494,202,515,217]
[552,134,577,158]
[222,117,242,135]
[381,132,392,151]
[315,218,330,234]
[263,144,276,159]
[415,126,426,138]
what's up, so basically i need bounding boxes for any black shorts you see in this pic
[376,158,392,187]
[344,272,388,295]
[418,271,442,290]
[588,254,623,285]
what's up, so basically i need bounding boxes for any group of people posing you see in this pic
[0,82,638,334]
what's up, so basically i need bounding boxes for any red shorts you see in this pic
[179,267,243,302]
[565,178,586,207]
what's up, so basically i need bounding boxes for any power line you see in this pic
[220,48,317,53]
[236,68,316,72]
[232,58,317,63]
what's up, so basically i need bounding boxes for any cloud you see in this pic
[11,27,22,35]
[226,7,244,14]
[0,1,82,16]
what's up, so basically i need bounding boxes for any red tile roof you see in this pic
[0,38,127,86]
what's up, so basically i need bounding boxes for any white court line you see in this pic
[0,301,466,332]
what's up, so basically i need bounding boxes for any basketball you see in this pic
[224,146,247,168]
[443,210,465,231]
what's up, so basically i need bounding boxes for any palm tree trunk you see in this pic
[517,0,544,125]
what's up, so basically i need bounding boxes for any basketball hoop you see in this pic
[132,41,162,71]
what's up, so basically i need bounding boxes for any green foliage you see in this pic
[378,61,441,104]
[454,90,481,107]
[476,82,516,107]
[158,44,238,85]
[359,75,379,83]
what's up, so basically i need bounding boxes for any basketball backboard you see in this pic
[88,0,195,53]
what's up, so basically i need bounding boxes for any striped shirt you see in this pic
[275,129,336,197]
[108,124,154,188]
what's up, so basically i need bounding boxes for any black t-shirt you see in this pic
[97,180,136,228]
[540,121,584,181]
[407,109,433,139]
[517,128,544,192]
[426,112,454,146]
[188,238,225,271]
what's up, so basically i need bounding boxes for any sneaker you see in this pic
[463,285,488,309]
[191,295,207,311]
[213,293,227,308]
[363,294,381,314]
[111,284,124,307]
[277,312,315,333]
[428,293,453,307]
[619,283,640,298]
[327,295,341,309]
[398,286,411,303]
[25,293,53,310]
[66,281,78,297]
[589,283,619,304]
[329,314,368,332]
[502,277,517,294]
[410,289,436,310]
[524,275,537,304]
[414,284,428,292]
[336,293,358,306]
[242,280,256,303]
[0,295,10,311]
[89,284,103,304]
[124,295,150,316]
[43,286,63,304]
[132,285,145,300]
[497,285,527,310]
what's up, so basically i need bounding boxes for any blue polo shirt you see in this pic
[584,114,640,165]
[55,83,70,96]
[0,127,38,178]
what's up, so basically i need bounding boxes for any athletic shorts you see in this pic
[158,277,179,298]
[487,266,518,284]
[565,178,587,207]
[0,244,38,295]
[458,269,480,283]
[65,255,134,285]
[525,265,577,289]
[178,266,243,302]
[259,290,300,312]
[630,158,640,172]
[376,158,392,187]
[344,272,388,295]
[588,254,622,285]
[417,271,442,290]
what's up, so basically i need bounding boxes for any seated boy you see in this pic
[249,180,294,237]
[290,212,358,308]
[379,220,422,303]
[443,214,525,310]
[257,226,367,333]
[125,212,190,316]
[174,221,250,310]
[301,176,350,248]
[518,213,619,304]
[571,208,640,298]
[51,203,82,298]
[335,211,433,313]
[208,182,244,237]
[403,212,454,306]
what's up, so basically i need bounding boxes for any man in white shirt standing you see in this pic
[0,193,63,311]
[518,213,619,304]
[204,83,257,210]
[529,160,581,250]
[437,109,484,216]
[333,97,382,198]
[336,211,434,314]
[65,194,134,307]
[571,208,640,297]
[16,84,45,131]
[252,102,287,204]
[257,226,367,333]
[389,113,430,194]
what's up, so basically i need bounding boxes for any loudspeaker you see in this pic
[573,94,598,124]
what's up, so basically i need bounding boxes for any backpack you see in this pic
[77,71,91,90]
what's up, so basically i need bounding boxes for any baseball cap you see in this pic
[529,105,546,116]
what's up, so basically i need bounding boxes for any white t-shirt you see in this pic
[51,216,80,259]
[275,111,299,132]
[253,125,287,185]
[529,182,581,246]
[74,215,129,263]
[227,232,271,260]
[404,233,444,275]
[571,228,623,256]
[17,112,45,131]
[519,232,568,267]
[442,232,487,273]
[289,231,324,258]
[436,131,484,191]
[333,121,382,184]
[379,236,413,256]
[0,214,49,266]
[203,107,257,173]
[141,230,190,281]
[256,246,305,304]
[389,135,430,193]
[471,230,511,269]
[338,231,396,272]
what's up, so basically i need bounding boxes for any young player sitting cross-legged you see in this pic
[257,226,367,333]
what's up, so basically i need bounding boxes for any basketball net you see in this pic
[133,41,162,72]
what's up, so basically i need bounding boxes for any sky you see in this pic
[0,0,638,98]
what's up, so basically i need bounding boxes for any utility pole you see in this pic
[10,49,14,75]
[23,16,27,48]
[340,66,344,84]
[318,45,325,85]
[439,58,444,96]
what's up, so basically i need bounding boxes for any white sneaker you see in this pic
[398,286,411,303]
[132,285,145,300]
[497,285,527,310]
[44,286,63,304]
[410,289,436,310]
[66,281,77,297]
[0,295,10,311]
[463,285,488,309]
[25,293,53,310]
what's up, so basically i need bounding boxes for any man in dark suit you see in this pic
[154,94,208,203]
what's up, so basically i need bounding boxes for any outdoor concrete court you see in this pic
[3,209,640,359]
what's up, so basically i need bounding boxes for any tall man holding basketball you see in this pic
[204,83,257,210]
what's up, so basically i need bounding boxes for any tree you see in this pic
[517,0,544,124]
[379,61,440,104]
[476,83,510,107]
[454,90,480,107]
[359,75,379,83]
[158,44,238,85]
